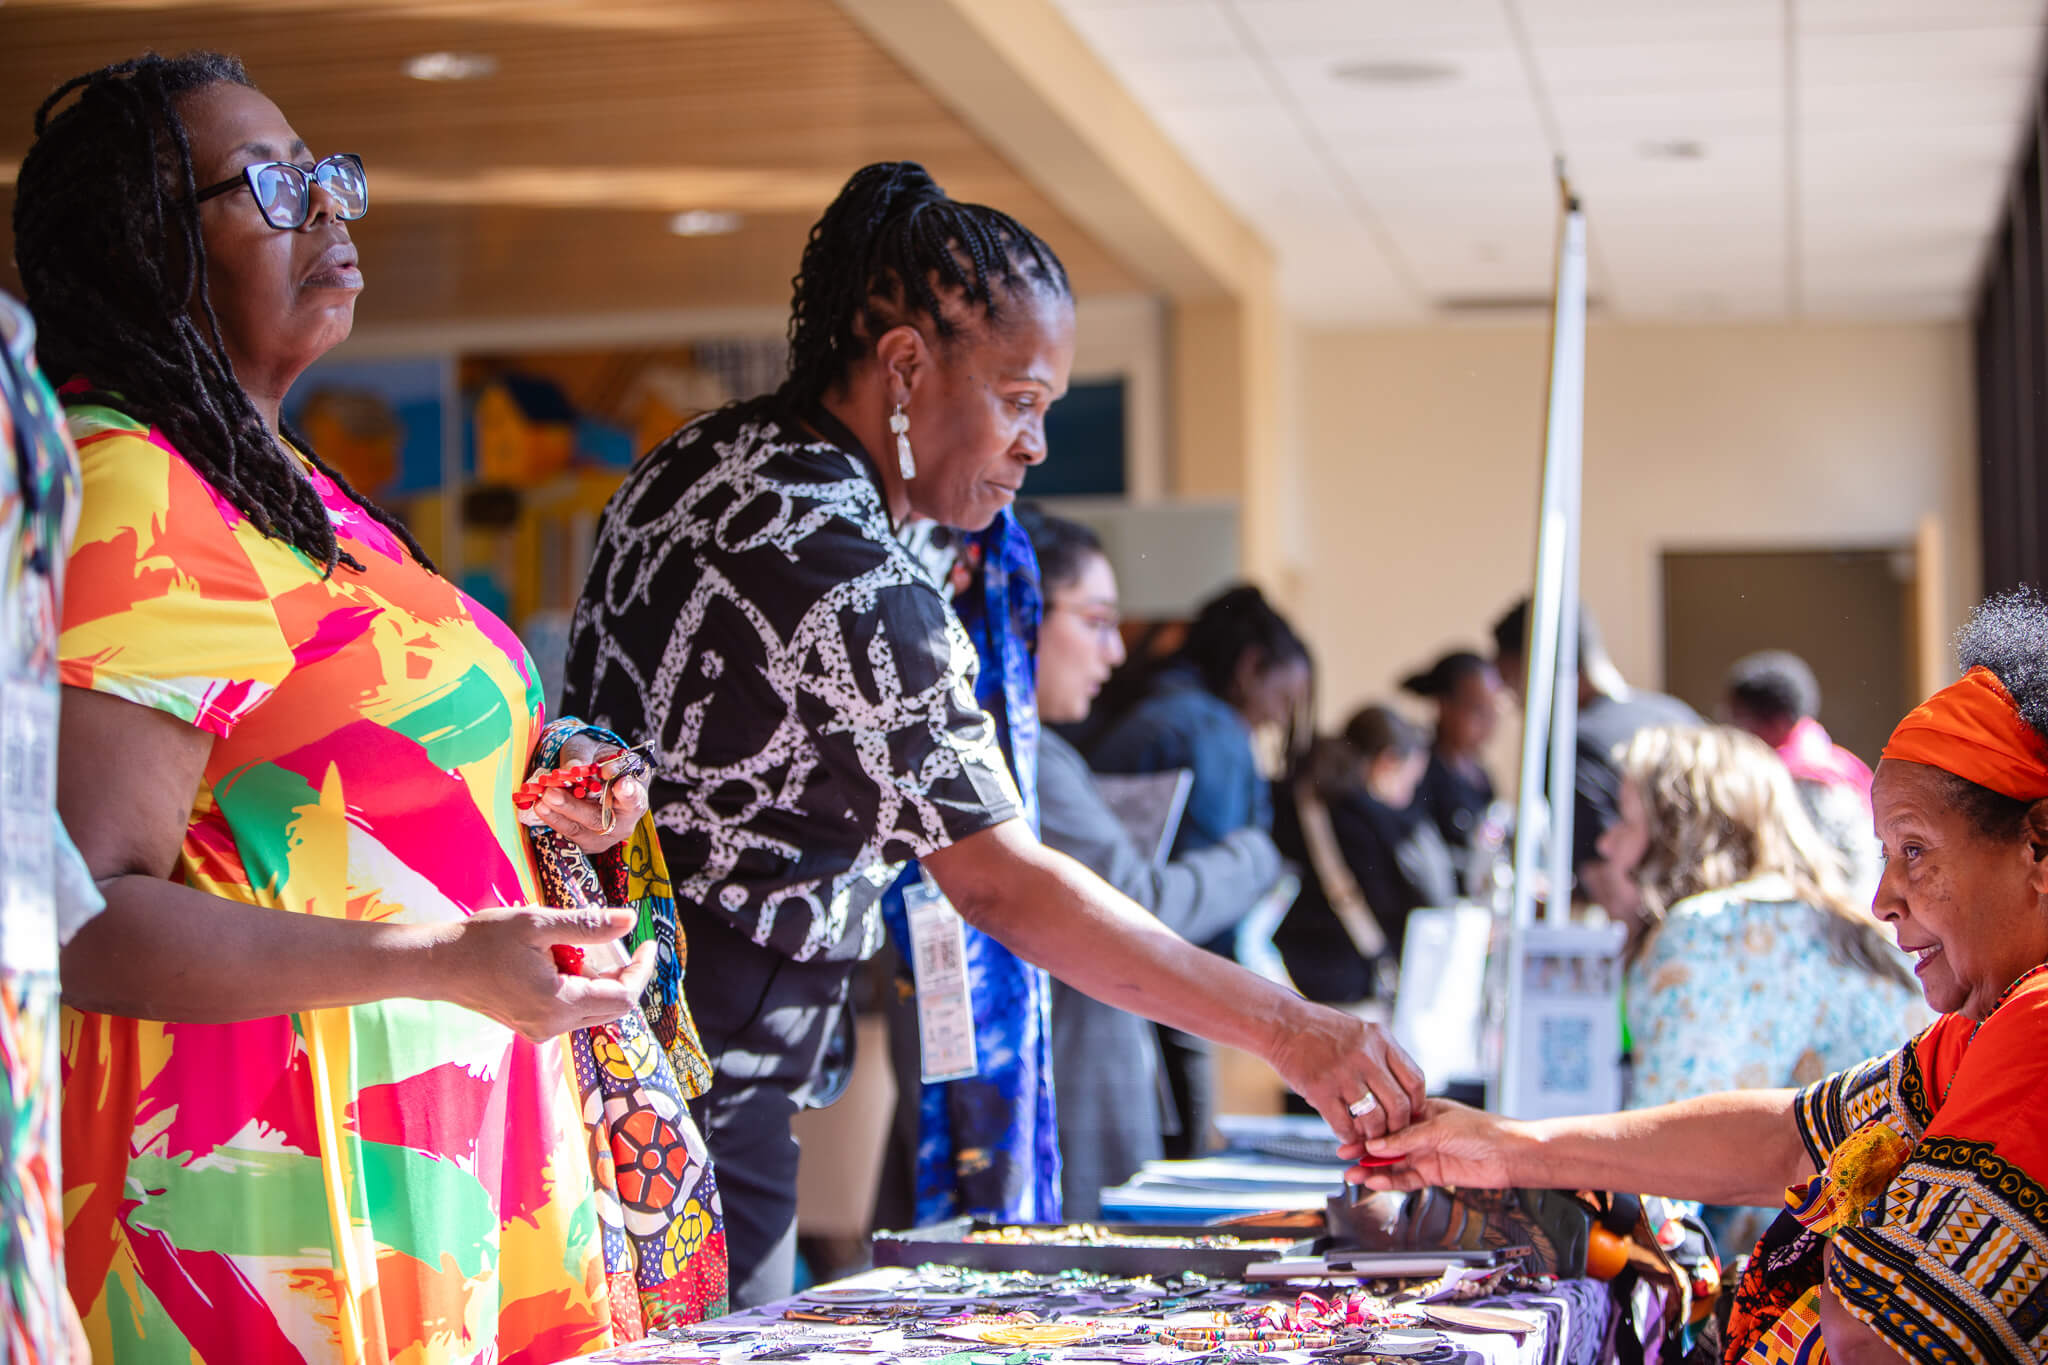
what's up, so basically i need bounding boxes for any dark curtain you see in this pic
[1976,107,2048,595]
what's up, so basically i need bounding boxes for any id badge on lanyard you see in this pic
[903,868,979,1084]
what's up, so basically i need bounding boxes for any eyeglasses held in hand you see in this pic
[194,154,367,230]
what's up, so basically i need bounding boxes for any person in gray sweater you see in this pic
[1022,507,1284,1217]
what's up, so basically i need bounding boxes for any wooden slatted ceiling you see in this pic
[0,0,1140,324]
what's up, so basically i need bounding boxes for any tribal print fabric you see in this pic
[526,717,728,1333]
[1726,971,2048,1363]
[559,395,1023,963]
[57,405,612,1363]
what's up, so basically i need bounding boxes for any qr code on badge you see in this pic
[1539,1016,1592,1093]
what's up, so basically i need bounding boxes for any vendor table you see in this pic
[561,1263,1616,1365]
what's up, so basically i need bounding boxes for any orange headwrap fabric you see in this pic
[1881,665,2048,801]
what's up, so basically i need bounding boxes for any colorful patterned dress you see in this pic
[1725,969,2048,1363]
[57,405,613,1364]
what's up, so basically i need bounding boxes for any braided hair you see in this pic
[778,161,1070,408]
[13,52,432,574]
[1178,584,1311,703]
[1085,582,1314,759]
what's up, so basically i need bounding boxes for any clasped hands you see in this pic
[1267,1004,1430,1151]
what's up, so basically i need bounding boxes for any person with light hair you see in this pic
[1600,723,1924,1247]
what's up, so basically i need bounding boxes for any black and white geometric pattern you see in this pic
[561,396,1022,962]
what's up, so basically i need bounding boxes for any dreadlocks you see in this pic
[778,161,1071,408]
[12,51,431,574]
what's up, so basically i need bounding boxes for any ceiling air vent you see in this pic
[1434,293,1605,317]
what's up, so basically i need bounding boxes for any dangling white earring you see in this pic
[890,403,916,480]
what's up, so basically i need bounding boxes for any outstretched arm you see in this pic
[923,817,1424,1147]
[1345,1089,1814,1209]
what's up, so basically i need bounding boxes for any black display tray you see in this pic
[871,1217,1313,1277]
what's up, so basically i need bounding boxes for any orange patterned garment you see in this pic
[1728,970,2048,1364]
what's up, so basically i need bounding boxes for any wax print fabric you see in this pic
[57,403,612,1364]
[1725,970,2048,1363]
[883,510,1061,1225]
[0,294,101,1363]
[526,718,727,1334]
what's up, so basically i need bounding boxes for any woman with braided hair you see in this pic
[19,53,686,1359]
[560,160,1426,1304]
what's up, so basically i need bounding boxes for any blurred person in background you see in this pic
[1086,582,1313,1156]
[1021,506,1283,1218]
[559,161,1421,1303]
[2,287,102,1363]
[1492,598,1698,916]
[1600,724,1921,1251]
[1399,649,1505,890]
[1273,706,1458,1008]
[1725,648,1881,901]
[1088,583,1314,857]
[17,54,678,1359]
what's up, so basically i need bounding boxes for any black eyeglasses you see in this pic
[193,154,367,230]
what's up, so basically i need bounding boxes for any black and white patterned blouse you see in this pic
[560,395,1023,961]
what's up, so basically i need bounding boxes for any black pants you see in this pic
[677,899,854,1308]
[1156,1024,1220,1160]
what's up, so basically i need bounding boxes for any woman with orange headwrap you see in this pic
[1344,588,2048,1364]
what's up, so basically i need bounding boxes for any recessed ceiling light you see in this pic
[669,210,744,237]
[1640,138,1706,161]
[405,51,498,82]
[1331,59,1460,87]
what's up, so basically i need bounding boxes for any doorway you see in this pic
[1660,548,1914,766]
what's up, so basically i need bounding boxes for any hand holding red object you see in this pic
[431,907,654,1041]
[515,738,651,854]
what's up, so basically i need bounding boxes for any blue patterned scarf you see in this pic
[884,507,1061,1224]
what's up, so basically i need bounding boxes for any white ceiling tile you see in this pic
[1048,0,2032,322]
[1549,87,1782,142]
[1801,26,2042,87]
[1300,91,1550,140]
[1531,39,1782,96]
[1112,53,1274,107]
[1066,1,1243,60]
[1515,0,1783,46]
[1231,0,1512,53]
[1333,129,1557,175]
[1800,78,2036,131]
[1274,48,1532,106]
[1799,0,2048,36]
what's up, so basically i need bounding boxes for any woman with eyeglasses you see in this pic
[15,54,672,1360]
[1019,506,1284,1219]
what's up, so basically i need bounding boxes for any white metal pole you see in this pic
[1543,206,1589,914]
[1499,173,1588,1116]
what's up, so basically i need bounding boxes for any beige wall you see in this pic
[1294,320,1980,743]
